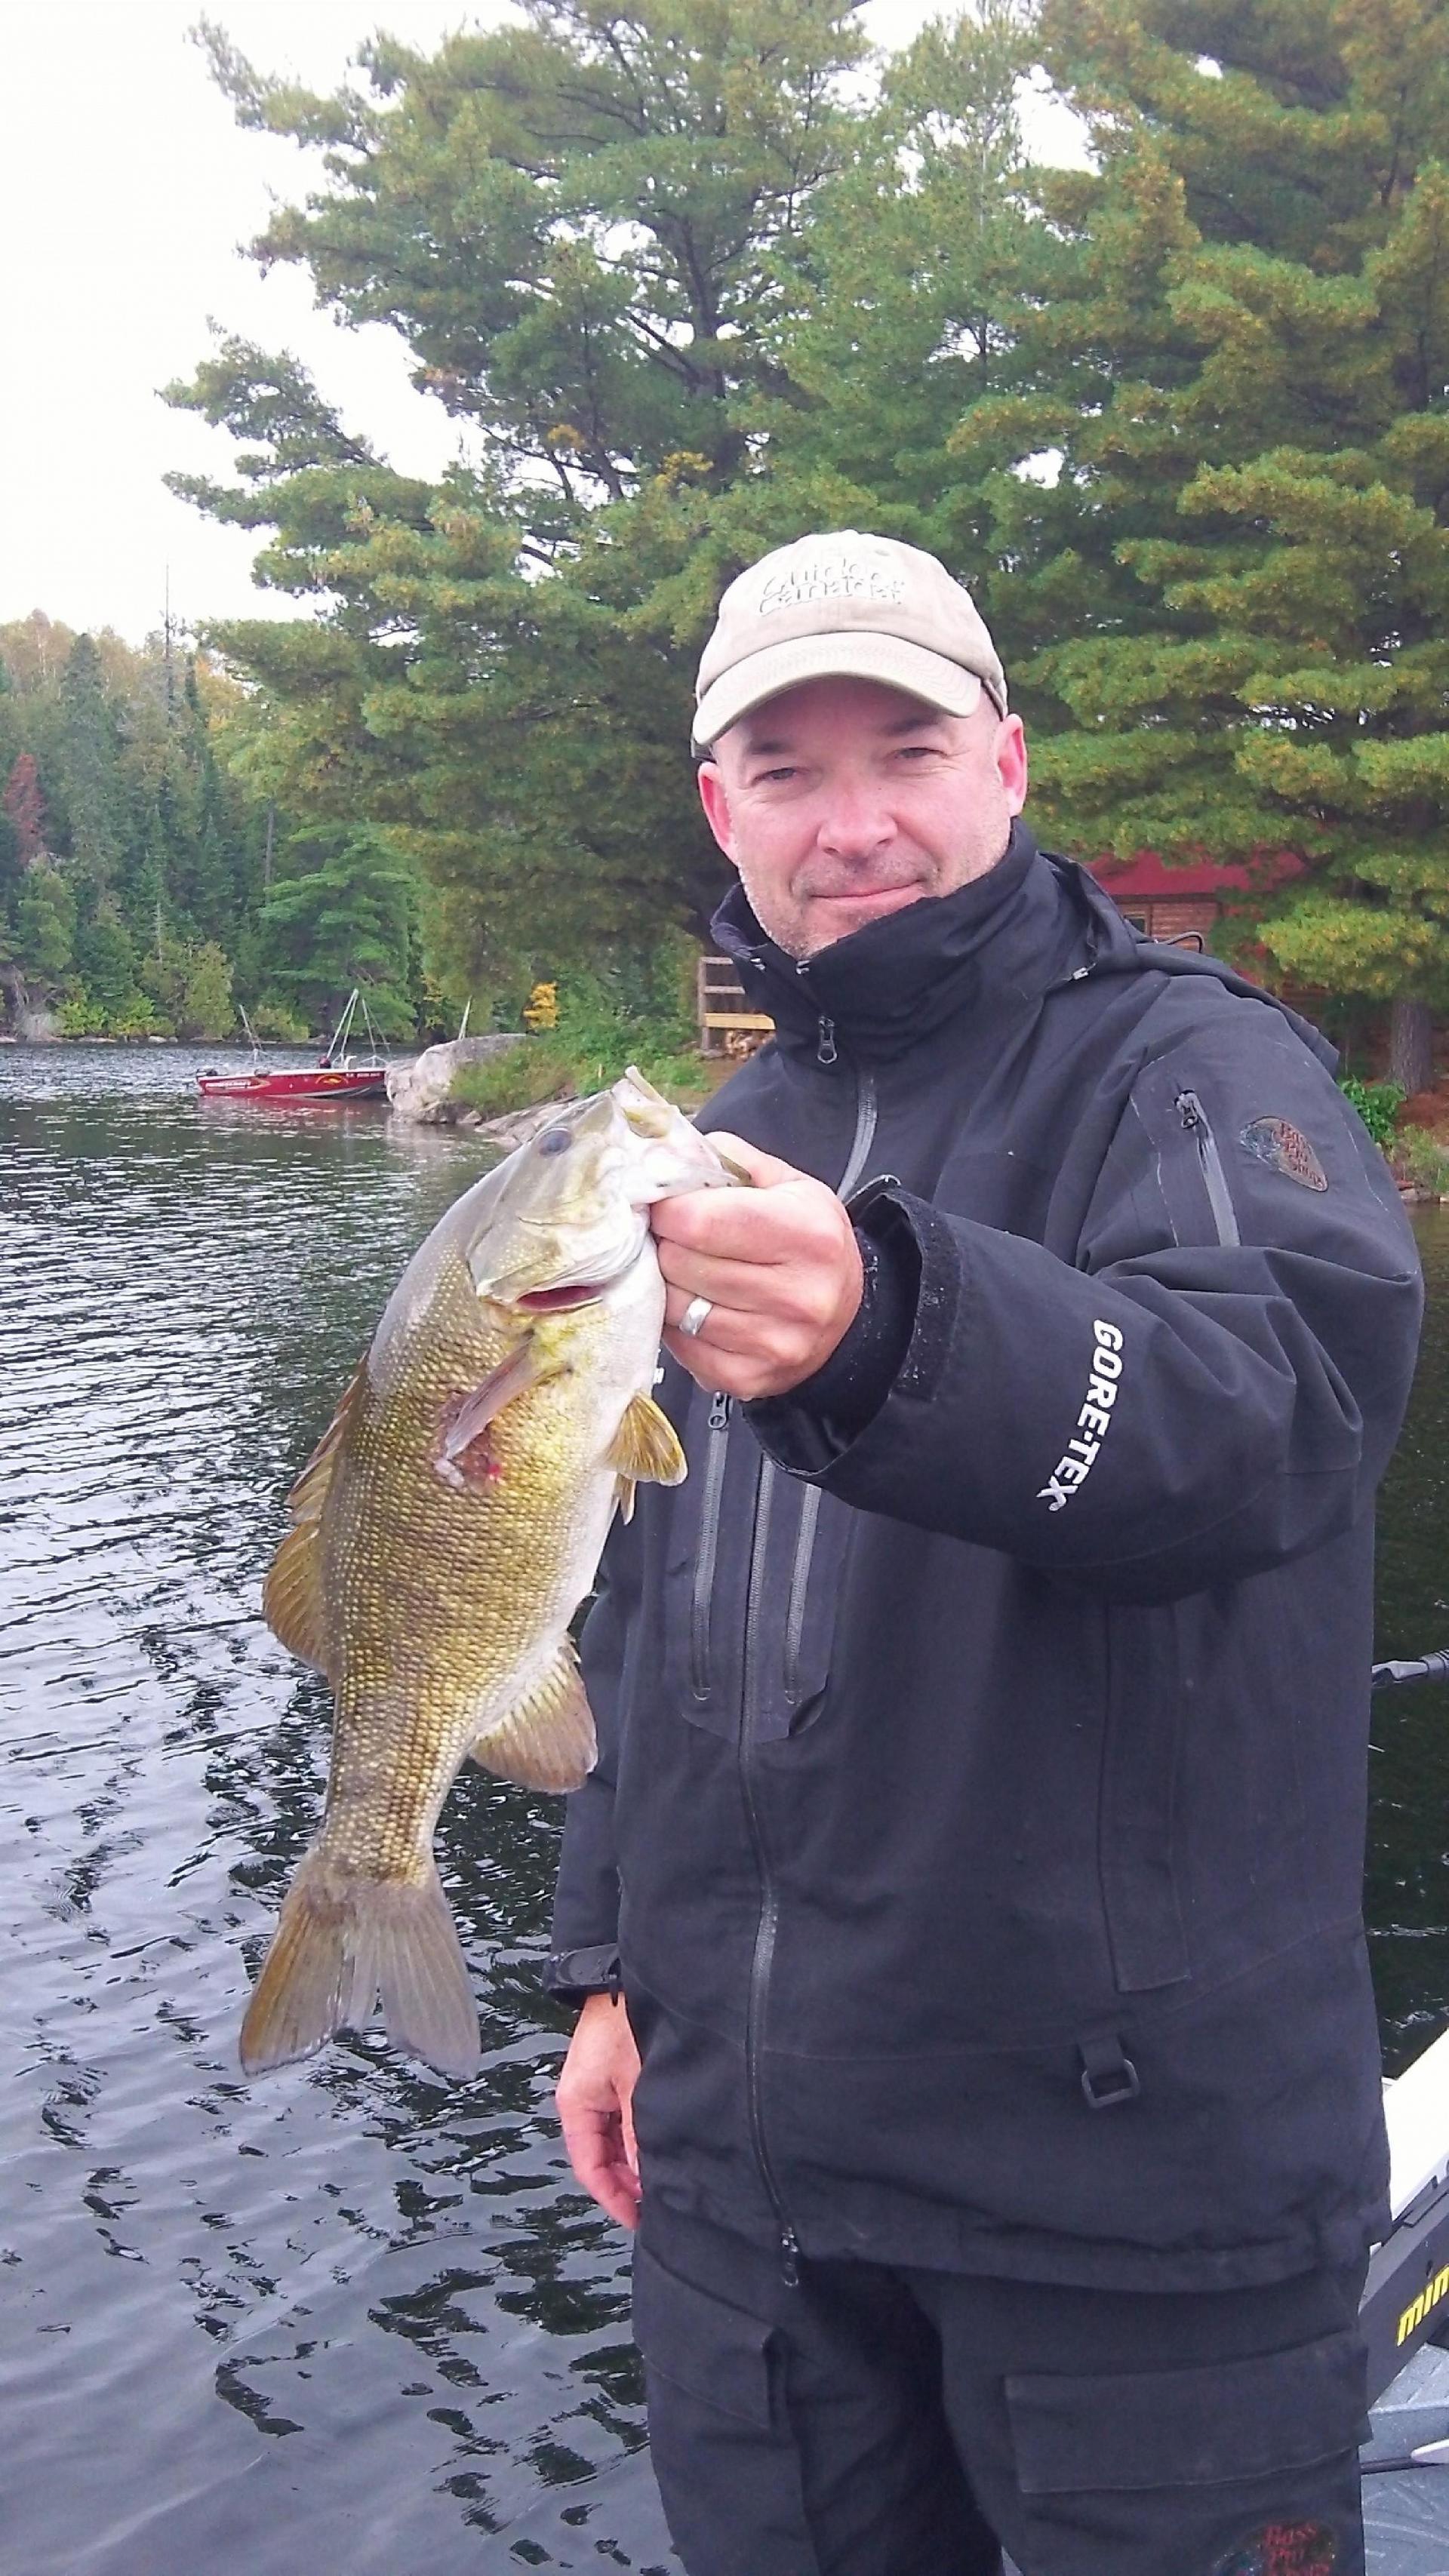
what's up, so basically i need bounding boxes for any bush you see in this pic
[449,948,707,1120]
[177,942,235,1042]
[57,987,108,1037]
[247,997,310,1043]
[451,1041,580,1121]
[57,984,173,1039]
[1394,1125,1449,1195]
[1339,1074,1405,1149]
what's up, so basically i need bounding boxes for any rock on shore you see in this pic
[386,1034,526,1125]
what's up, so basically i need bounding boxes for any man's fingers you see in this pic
[653,1173,846,1268]
[560,2106,641,2228]
[707,1133,801,1190]
[660,1249,809,1319]
[555,1992,643,2227]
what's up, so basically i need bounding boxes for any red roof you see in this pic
[1086,850,1306,900]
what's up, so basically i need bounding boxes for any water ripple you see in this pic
[2,1045,663,2574]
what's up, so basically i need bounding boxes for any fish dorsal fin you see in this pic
[471,1641,597,1791]
[606,1391,687,1486]
[287,1362,364,1522]
[262,1363,366,1674]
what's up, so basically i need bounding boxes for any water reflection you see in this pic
[1,1046,666,2575]
[1368,1206,1449,2072]
[5,1045,1448,2573]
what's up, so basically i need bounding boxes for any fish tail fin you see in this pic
[239,1852,481,2081]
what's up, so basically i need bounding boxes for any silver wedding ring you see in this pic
[678,1295,713,1340]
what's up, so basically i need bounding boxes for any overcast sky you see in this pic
[1,1,1076,647]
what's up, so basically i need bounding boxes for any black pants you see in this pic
[634,2200,1369,2576]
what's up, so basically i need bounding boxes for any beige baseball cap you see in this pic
[692,530,1007,753]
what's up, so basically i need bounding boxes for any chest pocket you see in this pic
[658,1389,846,1743]
[1129,1055,1244,1251]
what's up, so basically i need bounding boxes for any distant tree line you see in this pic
[0,614,435,1041]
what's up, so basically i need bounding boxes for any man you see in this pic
[547,530,1423,2575]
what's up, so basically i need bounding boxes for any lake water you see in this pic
[4,1043,1448,2576]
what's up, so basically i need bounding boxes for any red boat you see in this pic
[198,991,389,1102]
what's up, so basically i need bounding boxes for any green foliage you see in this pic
[0,613,278,1037]
[56,982,171,1040]
[450,1040,580,1121]
[54,989,111,1037]
[157,0,1449,1062]
[451,944,705,1115]
[1025,0,1449,1018]
[256,825,419,1035]
[163,2,891,964]
[248,995,310,1042]
[141,936,236,1041]
[12,865,75,979]
[1338,1075,1406,1149]
[75,915,144,1019]
[1394,1124,1449,1193]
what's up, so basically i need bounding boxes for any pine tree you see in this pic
[1028,0,1449,1084]
[165,1,872,969]
[57,635,126,919]
[257,825,419,1034]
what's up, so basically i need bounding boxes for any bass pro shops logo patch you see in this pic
[1240,1117,1328,1191]
[1213,2522,1338,2576]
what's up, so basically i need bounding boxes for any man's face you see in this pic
[697,675,1029,960]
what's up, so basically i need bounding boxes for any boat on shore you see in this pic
[197,990,389,1102]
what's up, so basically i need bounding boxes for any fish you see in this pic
[240,1067,736,2081]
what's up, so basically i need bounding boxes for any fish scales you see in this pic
[239,1071,733,2080]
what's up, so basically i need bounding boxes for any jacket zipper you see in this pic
[738,1016,878,2281]
[776,1051,879,1686]
[737,1455,801,2280]
[688,1391,731,1698]
[782,1487,822,1701]
[1177,1090,1241,1248]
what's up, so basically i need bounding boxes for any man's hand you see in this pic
[556,1992,642,2229]
[654,1135,864,1400]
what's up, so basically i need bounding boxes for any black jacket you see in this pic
[546,827,1423,2292]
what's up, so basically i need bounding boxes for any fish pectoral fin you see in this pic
[471,1642,597,1791]
[614,1474,636,1524]
[439,1342,539,1467]
[262,1517,333,1674]
[606,1391,688,1486]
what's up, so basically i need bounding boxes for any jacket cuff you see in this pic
[543,1941,622,2003]
[747,1185,932,1476]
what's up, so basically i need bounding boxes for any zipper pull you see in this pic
[707,1391,731,1432]
[817,1015,838,1067]
[1179,1093,1201,1130]
[780,2226,801,2289]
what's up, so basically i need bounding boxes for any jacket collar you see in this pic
[710,822,1092,1064]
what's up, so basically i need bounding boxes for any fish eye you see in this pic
[537,1128,571,1157]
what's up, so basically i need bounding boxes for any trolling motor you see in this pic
[1359,1652,1449,2442]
